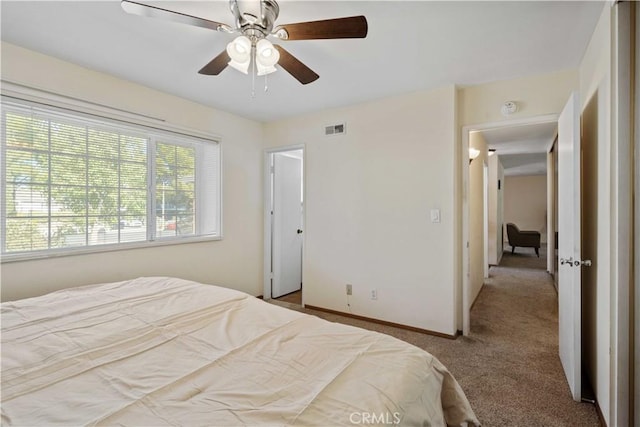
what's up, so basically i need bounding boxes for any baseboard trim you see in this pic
[469,285,483,311]
[594,399,606,427]
[304,304,458,340]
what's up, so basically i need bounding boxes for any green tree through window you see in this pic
[2,101,219,256]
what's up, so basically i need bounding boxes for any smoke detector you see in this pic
[501,101,518,116]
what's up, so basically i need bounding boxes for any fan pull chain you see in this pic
[264,74,269,92]
[251,46,256,99]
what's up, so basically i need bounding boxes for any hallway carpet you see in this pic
[269,263,599,426]
[499,244,548,270]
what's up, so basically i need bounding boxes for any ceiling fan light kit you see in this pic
[226,35,252,74]
[255,38,280,76]
[121,0,368,88]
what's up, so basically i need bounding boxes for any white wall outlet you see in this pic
[370,289,377,300]
[430,209,441,223]
[346,284,352,295]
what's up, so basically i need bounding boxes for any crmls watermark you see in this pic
[349,412,401,425]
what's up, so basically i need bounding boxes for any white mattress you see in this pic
[1,277,479,426]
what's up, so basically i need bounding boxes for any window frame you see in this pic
[1,94,222,263]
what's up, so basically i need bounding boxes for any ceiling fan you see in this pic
[121,0,368,85]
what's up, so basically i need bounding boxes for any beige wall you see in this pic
[264,86,458,335]
[468,132,488,306]
[578,4,612,424]
[488,154,504,265]
[459,69,578,126]
[504,175,547,244]
[0,42,265,301]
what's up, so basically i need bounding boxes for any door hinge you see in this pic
[269,272,274,279]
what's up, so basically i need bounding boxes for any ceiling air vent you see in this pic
[324,123,346,136]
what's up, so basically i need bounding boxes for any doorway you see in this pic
[263,146,304,304]
[461,114,558,335]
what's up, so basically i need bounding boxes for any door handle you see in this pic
[296,229,303,234]
[560,257,573,266]
[560,257,592,267]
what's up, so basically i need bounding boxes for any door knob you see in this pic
[296,229,303,234]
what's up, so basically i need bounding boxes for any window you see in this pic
[1,99,220,258]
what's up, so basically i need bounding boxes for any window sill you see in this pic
[0,235,222,264]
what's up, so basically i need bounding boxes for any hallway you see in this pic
[463,253,595,424]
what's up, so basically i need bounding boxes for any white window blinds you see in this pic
[1,98,220,257]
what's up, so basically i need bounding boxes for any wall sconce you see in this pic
[469,147,480,164]
[488,148,496,156]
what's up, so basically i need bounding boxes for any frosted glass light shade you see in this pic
[227,36,251,74]
[256,62,277,76]
[228,58,250,74]
[227,36,251,61]
[469,147,480,160]
[256,39,280,67]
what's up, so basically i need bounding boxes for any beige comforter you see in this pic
[1,277,479,426]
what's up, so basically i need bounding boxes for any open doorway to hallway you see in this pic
[463,117,558,336]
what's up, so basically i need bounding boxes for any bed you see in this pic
[1,277,479,426]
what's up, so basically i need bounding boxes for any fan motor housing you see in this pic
[230,0,280,39]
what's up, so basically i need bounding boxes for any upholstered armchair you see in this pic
[506,223,541,257]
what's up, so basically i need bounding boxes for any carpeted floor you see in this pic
[499,244,548,270]
[269,252,599,426]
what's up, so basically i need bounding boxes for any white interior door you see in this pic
[557,91,581,401]
[272,153,303,298]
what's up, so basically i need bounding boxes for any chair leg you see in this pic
[535,247,539,257]
[512,246,515,254]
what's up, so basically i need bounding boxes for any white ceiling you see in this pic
[498,152,548,176]
[478,121,557,176]
[1,1,604,123]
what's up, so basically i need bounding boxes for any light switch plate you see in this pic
[430,209,441,223]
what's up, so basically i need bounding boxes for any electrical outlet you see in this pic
[370,289,377,300]
[346,284,352,295]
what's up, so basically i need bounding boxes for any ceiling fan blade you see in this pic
[274,16,367,40]
[121,0,231,32]
[198,50,231,75]
[274,45,319,85]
